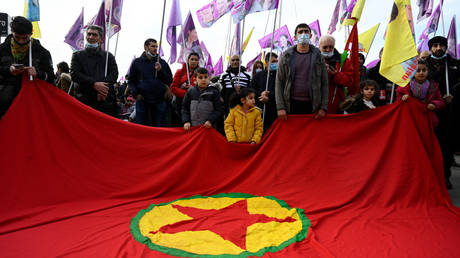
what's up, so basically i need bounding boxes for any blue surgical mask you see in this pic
[321,51,334,58]
[269,63,278,71]
[431,53,447,60]
[297,34,310,45]
[147,51,158,59]
[85,42,99,49]
[255,68,263,73]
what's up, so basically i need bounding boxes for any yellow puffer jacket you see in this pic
[224,105,263,144]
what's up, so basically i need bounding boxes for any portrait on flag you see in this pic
[232,0,278,23]
[178,13,203,64]
[258,25,293,53]
[309,20,322,47]
[197,0,235,28]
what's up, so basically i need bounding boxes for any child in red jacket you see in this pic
[396,60,445,127]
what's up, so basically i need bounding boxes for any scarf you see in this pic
[410,79,430,101]
[11,38,32,63]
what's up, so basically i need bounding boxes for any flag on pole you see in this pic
[342,0,367,26]
[358,23,380,53]
[177,12,202,64]
[230,22,241,56]
[213,56,223,76]
[309,20,322,47]
[327,0,342,34]
[26,0,40,22]
[258,25,294,53]
[342,23,360,95]
[418,3,441,41]
[246,53,262,72]
[416,0,433,23]
[380,0,418,87]
[340,0,357,25]
[242,27,254,54]
[417,37,430,53]
[64,9,84,51]
[197,0,234,28]
[447,15,457,58]
[23,0,41,38]
[232,0,279,24]
[200,41,214,73]
[106,0,124,38]
[93,1,106,49]
[166,0,182,64]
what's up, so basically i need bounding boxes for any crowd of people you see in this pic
[1,17,459,189]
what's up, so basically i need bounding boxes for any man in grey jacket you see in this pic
[275,23,328,120]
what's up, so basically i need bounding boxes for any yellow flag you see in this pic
[24,0,41,38]
[358,23,379,53]
[343,0,367,26]
[379,0,418,87]
[242,27,254,53]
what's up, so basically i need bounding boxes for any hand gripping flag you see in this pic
[358,23,380,53]
[342,0,367,26]
[447,15,457,58]
[64,9,84,51]
[379,0,418,87]
[167,0,182,64]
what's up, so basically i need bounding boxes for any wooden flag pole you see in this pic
[263,6,279,123]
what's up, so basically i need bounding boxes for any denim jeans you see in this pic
[135,100,167,127]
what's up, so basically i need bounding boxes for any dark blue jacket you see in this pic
[128,53,173,103]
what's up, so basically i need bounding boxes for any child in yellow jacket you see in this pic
[224,88,264,144]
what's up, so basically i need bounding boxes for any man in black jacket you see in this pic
[0,16,54,119]
[71,25,119,117]
[426,36,460,189]
[128,38,172,126]
[252,52,278,131]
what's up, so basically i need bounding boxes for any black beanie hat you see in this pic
[10,16,33,35]
[428,36,448,49]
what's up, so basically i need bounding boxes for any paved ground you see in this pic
[448,155,460,207]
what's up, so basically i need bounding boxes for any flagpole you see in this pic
[237,19,246,88]
[223,14,232,69]
[278,0,282,29]
[390,83,395,104]
[114,32,120,58]
[29,39,33,81]
[439,1,450,96]
[263,6,279,123]
[180,25,191,87]
[156,0,167,78]
[104,0,113,77]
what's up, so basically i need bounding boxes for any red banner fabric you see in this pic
[0,78,459,257]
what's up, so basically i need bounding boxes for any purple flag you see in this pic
[213,56,223,76]
[178,12,202,64]
[230,22,241,56]
[167,0,182,64]
[447,15,457,58]
[309,20,322,47]
[417,38,430,53]
[106,0,123,38]
[419,4,440,41]
[200,41,213,72]
[246,53,262,72]
[93,1,106,49]
[64,9,84,51]
[232,0,279,24]
[366,58,379,69]
[258,25,293,53]
[417,0,433,23]
[197,0,235,28]
[327,0,341,34]
[340,0,357,25]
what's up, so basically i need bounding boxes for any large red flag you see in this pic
[0,78,459,257]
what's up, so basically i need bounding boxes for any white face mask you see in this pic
[431,53,447,60]
[85,42,99,49]
[321,51,334,58]
[297,34,310,45]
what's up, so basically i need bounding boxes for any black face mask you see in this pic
[13,37,30,46]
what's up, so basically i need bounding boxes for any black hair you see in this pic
[294,23,311,35]
[358,53,365,62]
[144,38,157,47]
[195,67,209,76]
[57,62,70,73]
[417,59,429,69]
[265,52,278,63]
[11,16,32,35]
[360,80,378,91]
[229,88,256,108]
[187,52,200,61]
[86,25,104,38]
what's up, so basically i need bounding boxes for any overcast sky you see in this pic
[1,0,458,79]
